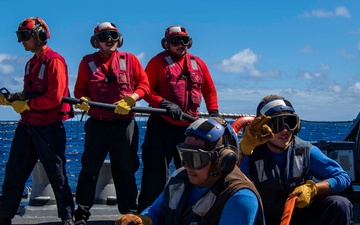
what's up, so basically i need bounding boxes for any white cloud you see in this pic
[301,71,322,80]
[0,54,17,74]
[335,6,351,18]
[216,48,261,77]
[338,49,355,59]
[301,6,351,18]
[302,72,312,80]
[300,45,315,54]
[320,63,329,71]
[136,52,146,61]
[349,82,360,94]
[331,84,342,93]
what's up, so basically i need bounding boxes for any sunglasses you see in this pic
[169,35,191,46]
[96,30,120,43]
[177,143,216,170]
[16,30,33,42]
[267,114,299,133]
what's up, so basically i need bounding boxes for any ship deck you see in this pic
[10,194,360,225]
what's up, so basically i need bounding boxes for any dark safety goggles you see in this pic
[267,114,299,133]
[16,30,33,42]
[176,143,215,170]
[169,35,191,46]
[96,30,120,42]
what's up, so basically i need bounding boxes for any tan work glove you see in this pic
[114,96,136,115]
[115,214,153,225]
[0,94,11,106]
[11,100,30,113]
[289,180,318,208]
[75,96,91,112]
[239,115,274,155]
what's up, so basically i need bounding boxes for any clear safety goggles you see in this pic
[176,143,215,170]
[267,114,299,133]
[96,30,120,42]
[16,30,33,42]
[169,35,191,46]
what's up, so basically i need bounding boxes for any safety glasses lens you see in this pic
[177,145,212,169]
[268,114,298,133]
[170,36,190,46]
[97,31,119,42]
[16,30,32,42]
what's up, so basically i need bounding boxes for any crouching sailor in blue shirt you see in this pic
[116,117,265,225]
[239,94,353,225]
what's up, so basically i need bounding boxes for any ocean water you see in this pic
[0,118,355,194]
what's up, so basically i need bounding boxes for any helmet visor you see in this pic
[96,30,119,42]
[267,114,299,133]
[176,143,214,169]
[16,30,32,42]
[169,35,190,46]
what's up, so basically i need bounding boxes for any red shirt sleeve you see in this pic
[74,60,89,99]
[198,58,219,113]
[129,53,150,99]
[143,55,165,108]
[28,58,67,110]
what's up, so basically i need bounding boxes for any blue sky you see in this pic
[0,0,359,121]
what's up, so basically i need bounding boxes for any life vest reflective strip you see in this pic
[88,61,98,73]
[38,64,46,79]
[120,56,126,70]
[25,62,47,80]
[88,57,127,73]
[164,56,198,70]
[190,58,198,70]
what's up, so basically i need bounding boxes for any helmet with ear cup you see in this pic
[90,22,123,49]
[17,17,50,43]
[161,25,192,49]
[184,117,239,175]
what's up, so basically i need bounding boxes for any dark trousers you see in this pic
[291,195,353,225]
[137,115,187,213]
[266,195,353,225]
[0,122,74,219]
[75,117,139,220]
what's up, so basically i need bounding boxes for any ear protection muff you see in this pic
[33,17,50,43]
[36,27,48,42]
[217,146,238,175]
[117,34,123,48]
[90,35,97,48]
[161,37,168,49]
[90,32,123,49]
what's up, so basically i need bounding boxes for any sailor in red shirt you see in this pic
[0,17,74,225]
[138,25,219,212]
[73,22,149,225]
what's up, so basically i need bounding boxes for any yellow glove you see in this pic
[115,214,153,225]
[114,96,136,115]
[75,96,91,112]
[239,115,274,155]
[289,180,318,208]
[0,94,11,106]
[11,100,30,113]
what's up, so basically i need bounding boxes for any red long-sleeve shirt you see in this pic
[144,51,218,125]
[27,47,67,110]
[74,51,149,100]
